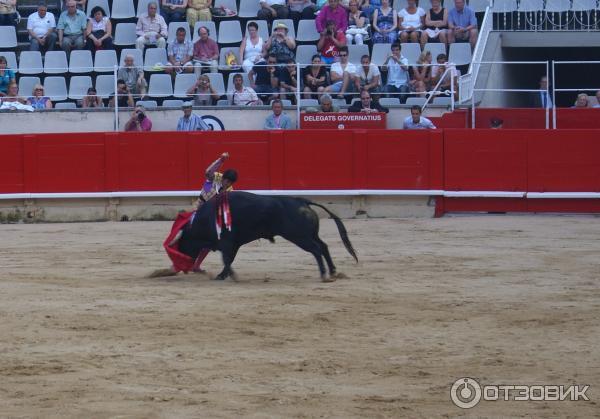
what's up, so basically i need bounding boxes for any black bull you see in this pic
[178,191,358,280]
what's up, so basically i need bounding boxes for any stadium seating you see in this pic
[0,51,17,71]
[215,0,238,14]
[137,0,159,17]
[424,43,447,61]
[379,97,401,106]
[167,22,192,43]
[218,47,240,70]
[95,74,116,99]
[143,48,168,71]
[296,20,320,43]
[0,26,18,49]
[348,44,370,65]
[371,43,392,66]
[94,50,118,73]
[299,98,319,107]
[136,100,158,108]
[55,102,77,109]
[111,0,135,19]
[448,43,472,66]
[113,23,138,47]
[245,20,269,41]
[69,50,94,73]
[206,72,226,96]
[148,74,174,98]
[432,96,453,106]
[44,76,68,101]
[239,0,262,18]
[405,97,427,106]
[173,73,198,98]
[18,51,43,75]
[295,45,318,66]
[119,48,144,67]
[226,72,250,92]
[87,0,110,17]
[18,77,41,98]
[399,43,421,65]
[162,99,184,107]
[193,21,218,41]
[68,76,93,100]
[218,20,243,44]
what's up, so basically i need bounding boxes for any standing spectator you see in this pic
[264,99,292,129]
[117,54,148,97]
[57,0,87,55]
[85,6,113,52]
[302,54,328,99]
[125,105,153,131]
[382,43,409,103]
[161,0,188,25]
[187,0,212,29]
[398,0,425,44]
[289,0,315,27]
[0,0,17,26]
[165,27,194,76]
[249,53,280,104]
[357,54,381,94]
[192,25,219,75]
[594,90,600,108]
[325,45,360,98]
[27,84,53,109]
[346,0,368,45]
[82,86,103,107]
[278,59,298,101]
[318,20,346,65]
[531,75,552,108]
[135,1,168,52]
[422,0,448,49]
[28,2,58,53]
[257,0,288,23]
[573,93,590,108]
[187,74,220,105]
[316,0,348,34]
[403,105,436,129]
[62,0,86,11]
[228,73,261,106]
[0,55,16,97]
[109,79,135,108]
[348,89,389,113]
[448,0,478,50]
[177,102,210,131]
[264,22,296,64]
[241,22,265,73]
[371,0,397,44]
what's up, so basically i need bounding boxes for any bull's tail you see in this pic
[306,201,358,263]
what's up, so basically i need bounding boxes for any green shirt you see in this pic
[57,10,87,35]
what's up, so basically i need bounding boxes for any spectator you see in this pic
[124,105,152,131]
[361,0,381,19]
[279,59,297,101]
[302,54,327,99]
[57,0,87,55]
[62,0,85,11]
[398,0,425,44]
[318,20,346,65]
[109,79,135,108]
[177,101,210,131]
[382,43,409,103]
[257,0,288,23]
[192,25,219,75]
[161,0,188,25]
[165,26,194,76]
[372,0,397,44]
[81,86,103,108]
[422,0,448,48]
[490,117,503,129]
[318,93,339,112]
[85,6,113,52]
[346,0,368,46]
[117,54,148,97]
[241,22,265,73]
[0,55,16,97]
[1,82,26,104]
[531,75,552,108]
[358,54,381,94]
[187,74,220,105]
[249,53,279,104]
[403,105,436,129]
[27,84,53,109]
[264,22,296,64]
[289,0,315,27]
[325,45,359,99]
[187,0,212,28]
[135,1,168,52]
[228,73,261,106]
[316,0,348,34]
[348,89,389,113]
[28,2,58,53]
[594,90,600,108]
[264,99,292,129]
[0,0,18,26]
[430,53,457,97]
[411,51,432,95]
[573,93,590,108]
[448,0,478,49]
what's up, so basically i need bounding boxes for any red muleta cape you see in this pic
[163,211,195,273]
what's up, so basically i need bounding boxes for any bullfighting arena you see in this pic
[1,215,599,417]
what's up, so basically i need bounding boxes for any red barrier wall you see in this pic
[469,108,600,129]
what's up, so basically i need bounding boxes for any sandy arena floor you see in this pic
[1,216,599,418]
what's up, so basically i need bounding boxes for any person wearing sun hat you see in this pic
[176,101,210,131]
[265,22,296,63]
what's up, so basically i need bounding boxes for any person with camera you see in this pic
[317,20,346,65]
[264,22,295,64]
[125,105,152,131]
[109,79,135,108]
[187,74,220,106]
[316,0,348,34]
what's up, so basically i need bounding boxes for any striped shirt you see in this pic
[176,113,210,131]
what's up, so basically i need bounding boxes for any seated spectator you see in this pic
[57,1,87,55]
[411,51,432,95]
[0,55,16,97]
[430,53,457,97]
[109,79,135,108]
[318,20,346,65]
[1,82,26,105]
[372,0,397,44]
[289,0,315,27]
[361,0,381,19]
[398,0,425,44]
[358,54,380,94]
[257,0,288,23]
[403,105,436,129]
[165,27,194,76]
[117,54,148,98]
[573,93,590,108]
[448,0,478,49]
[27,84,53,109]
[135,1,168,52]
[249,54,279,104]
[265,22,296,64]
[161,0,188,25]
[422,0,448,49]
[318,93,339,112]
[187,74,220,106]
[346,0,369,46]
[348,89,389,113]
[82,86,103,108]
[0,0,18,26]
[177,101,210,131]
[325,46,359,98]
[531,75,552,108]
[125,105,152,131]
[241,22,265,73]
[193,26,219,75]
[264,99,292,129]
[316,0,348,34]
[279,59,298,101]
[228,73,261,106]
[594,90,600,108]
[28,3,58,53]
[187,0,212,29]
[85,6,113,52]
[302,54,328,99]
[62,0,85,11]
[382,43,409,103]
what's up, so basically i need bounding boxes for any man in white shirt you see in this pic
[227,73,261,106]
[403,105,437,129]
[325,46,360,98]
[28,2,57,53]
[135,1,168,52]
[382,43,410,104]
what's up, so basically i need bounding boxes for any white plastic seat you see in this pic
[111,0,135,19]
[119,48,143,67]
[399,43,421,65]
[348,44,370,65]
[432,96,452,106]
[468,0,491,12]
[167,22,191,43]
[379,97,400,106]
[0,26,17,48]
[270,99,292,106]
[405,97,426,106]
[0,52,17,71]
[518,0,545,12]
[55,102,77,109]
[271,19,295,39]
[42,51,67,74]
[492,0,518,12]
[206,72,225,97]
[216,99,230,106]
[95,74,115,99]
[144,47,168,71]
[113,23,137,46]
[69,50,94,73]
[424,43,446,62]
[448,43,472,66]
[148,74,174,97]
[245,20,269,41]
[239,0,262,18]
[295,45,318,67]
[44,76,68,101]
[68,76,93,100]
[136,100,158,108]
[18,77,41,98]
[94,49,118,73]
[18,51,43,75]
[192,21,218,42]
[218,20,243,44]
[173,73,198,98]
[296,20,319,42]
[332,98,347,107]
[218,47,240,70]
[545,0,572,11]
[86,0,110,17]
[162,99,184,107]
[572,0,599,11]
[371,43,393,66]
[137,0,161,17]
[393,0,409,12]
[299,99,318,107]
